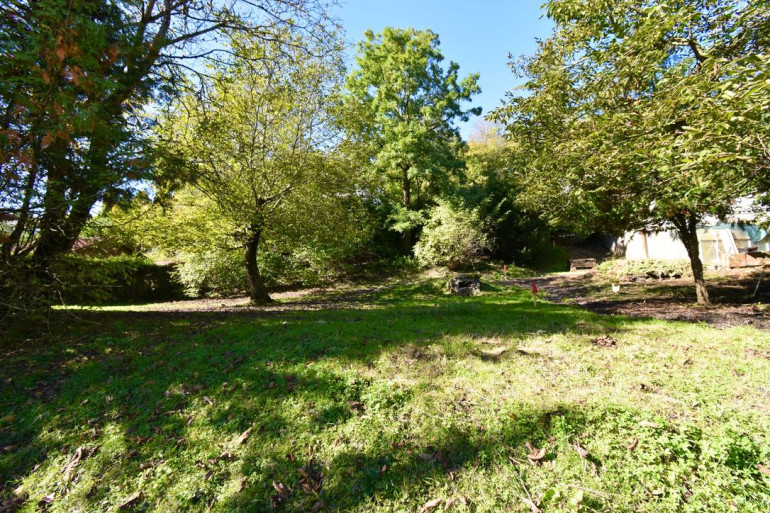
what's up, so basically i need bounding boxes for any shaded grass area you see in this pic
[1,280,769,511]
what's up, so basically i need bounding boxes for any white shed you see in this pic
[620,227,756,269]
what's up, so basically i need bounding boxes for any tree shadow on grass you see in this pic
[220,403,626,511]
[0,289,662,510]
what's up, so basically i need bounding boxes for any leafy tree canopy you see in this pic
[0,0,337,313]
[157,29,359,303]
[491,0,770,304]
[341,27,481,250]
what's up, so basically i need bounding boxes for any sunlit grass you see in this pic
[2,280,769,511]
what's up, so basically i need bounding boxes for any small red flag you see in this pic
[532,281,538,294]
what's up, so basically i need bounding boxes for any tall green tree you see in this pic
[160,32,347,304]
[0,0,335,312]
[463,123,552,265]
[492,0,770,305]
[342,27,481,251]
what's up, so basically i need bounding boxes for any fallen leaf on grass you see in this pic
[118,491,141,509]
[591,336,617,348]
[272,482,290,495]
[219,450,234,460]
[237,476,247,493]
[203,396,213,406]
[525,442,547,463]
[225,356,245,373]
[297,457,323,495]
[36,494,53,509]
[418,497,443,512]
[573,443,589,459]
[759,464,770,477]
[270,482,291,509]
[139,458,165,470]
[627,438,639,451]
[63,446,96,483]
[310,499,324,512]
[237,427,252,445]
[522,496,542,513]
[746,348,770,360]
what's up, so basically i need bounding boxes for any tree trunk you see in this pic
[673,212,711,306]
[401,165,412,253]
[32,193,95,270]
[244,226,272,305]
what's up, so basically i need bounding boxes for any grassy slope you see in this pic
[1,280,769,512]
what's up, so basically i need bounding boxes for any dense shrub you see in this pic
[0,262,50,325]
[174,246,353,298]
[174,250,247,298]
[52,255,184,304]
[414,203,492,270]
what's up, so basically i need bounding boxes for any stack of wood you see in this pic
[448,274,481,296]
[729,251,770,269]
[569,258,597,272]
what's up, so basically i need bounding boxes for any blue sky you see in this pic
[334,0,553,139]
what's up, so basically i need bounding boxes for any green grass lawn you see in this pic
[2,280,769,512]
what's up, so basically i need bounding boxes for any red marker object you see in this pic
[532,281,538,306]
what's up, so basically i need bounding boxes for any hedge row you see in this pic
[52,256,185,304]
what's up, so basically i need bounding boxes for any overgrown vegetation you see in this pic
[597,259,692,281]
[414,202,491,270]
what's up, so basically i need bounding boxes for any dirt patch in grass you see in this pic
[503,269,770,329]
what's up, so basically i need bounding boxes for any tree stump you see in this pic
[449,273,481,296]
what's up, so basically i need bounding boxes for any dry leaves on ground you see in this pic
[237,427,252,446]
[62,446,98,483]
[525,442,547,465]
[418,497,444,512]
[118,491,141,510]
